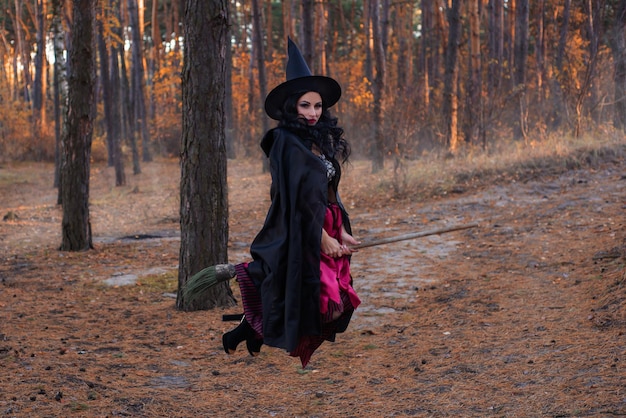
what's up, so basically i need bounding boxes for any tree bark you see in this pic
[110,40,126,187]
[464,0,482,146]
[109,0,126,186]
[52,0,65,190]
[97,18,115,167]
[60,0,96,252]
[443,0,461,153]
[370,0,386,173]
[252,0,269,137]
[487,0,503,92]
[301,0,314,66]
[178,0,235,310]
[420,0,433,107]
[608,0,626,132]
[225,1,235,159]
[395,1,412,92]
[550,0,571,129]
[513,0,529,140]
[127,0,153,162]
[32,0,46,148]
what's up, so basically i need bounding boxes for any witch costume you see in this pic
[224,39,360,367]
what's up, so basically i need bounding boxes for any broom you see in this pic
[181,222,479,304]
[181,263,237,305]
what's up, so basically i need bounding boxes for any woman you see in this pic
[223,38,360,367]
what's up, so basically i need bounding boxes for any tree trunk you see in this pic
[550,0,571,129]
[301,0,314,66]
[32,0,46,148]
[225,1,235,159]
[535,0,545,103]
[149,0,160,143]
[127,0,153,162]
[282,0,295,39]
[52,0,65,190]
[12,0,32,104]
[314,0,326,74]
[395,1,413,92]
[513,0,528,140]
[265,0,273,59]
[97,18,115,167]
[252,0,269,137]
[370,0,386,173]
[119,35,141,174]
[464,0,482,146]
[420,0,432,107]
[363,0,373,83]
[60,0,96,252]
[487,0,503,92]
[110,0,127,186]
[178,0,235,310]
[443,0,461,153]
[609,0,626,132]
[110,40,126,187]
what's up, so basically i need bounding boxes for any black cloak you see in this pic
[246,127,351,352]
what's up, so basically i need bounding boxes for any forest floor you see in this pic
[0,143,624,417]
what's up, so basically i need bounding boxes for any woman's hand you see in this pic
[340,226,360,254]
[321,228,359,258]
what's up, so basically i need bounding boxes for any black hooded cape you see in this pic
[246,127,351,352]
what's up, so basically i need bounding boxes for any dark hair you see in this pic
[278,91,351,164]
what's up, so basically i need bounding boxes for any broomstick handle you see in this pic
[351,222,479,250]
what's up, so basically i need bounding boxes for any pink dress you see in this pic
[319,202,361,321]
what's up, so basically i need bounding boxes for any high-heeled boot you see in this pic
[222,319,249,354]
[223,318,262,356]
[246,334,263,357]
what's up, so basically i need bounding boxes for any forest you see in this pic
[1,1,625,415]
[0,0,625,171]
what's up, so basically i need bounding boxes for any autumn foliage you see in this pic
[0,0,625,165]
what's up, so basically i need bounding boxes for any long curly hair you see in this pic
[277,90,351,164]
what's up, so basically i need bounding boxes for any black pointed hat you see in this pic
[264,38,341,120]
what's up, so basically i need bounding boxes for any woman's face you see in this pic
[296,91,323,125]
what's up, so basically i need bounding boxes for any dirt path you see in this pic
[0,155,624,417]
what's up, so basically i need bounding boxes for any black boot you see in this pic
[222,318,262,356]
[222,319,250,354]
[246,335,264,357]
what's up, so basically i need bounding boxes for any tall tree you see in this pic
[33,0,47,147]
[370,0,386,172]
[420,0,433,107]
[225,0,235,159]
[110,33,126,186]
[443,0,461,152]
[52,0,66,190]
[487,0,504,93]
[99,0,126,185]
[252,0,269,143]
[97,14,114,166]
[118,0,141,174]
[464,0,482,145]
[60,0,96,251]
[608,0,626,132]
[177,0,235,310]
[301,0,314,65]
[574,0,601,136]
[128,0,153,162]
[550,0,571,129]
[513,0,529,140]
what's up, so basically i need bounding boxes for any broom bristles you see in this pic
[182,264,236,304]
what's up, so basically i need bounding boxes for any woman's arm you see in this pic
[321,227,358,258]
